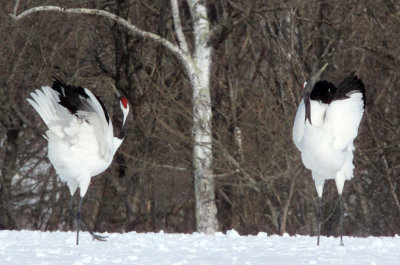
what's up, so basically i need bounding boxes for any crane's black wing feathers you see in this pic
[334,72,366,108]
[310,73,366,108]
[52,77,110,124]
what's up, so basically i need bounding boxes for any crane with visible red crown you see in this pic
[27,77,129,245]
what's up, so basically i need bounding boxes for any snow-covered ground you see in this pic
[1,230,399,264]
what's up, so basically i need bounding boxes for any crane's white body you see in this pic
[293,92,364,197]
[28,86,124,197]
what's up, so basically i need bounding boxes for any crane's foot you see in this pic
[71,196,108,244]
[78,219,108,242]
[91,233,108,242]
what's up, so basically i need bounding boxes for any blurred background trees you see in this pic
[0,0,399,238]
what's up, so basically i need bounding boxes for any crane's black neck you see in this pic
[310,80,336,104]
[116,122,126,140]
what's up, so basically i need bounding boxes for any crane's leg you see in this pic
[67,195,84,245]
[76,196,107,243]
[68,194,81,245]
[317,196,322,246]
[76,197,82,245]
[339,194,344,246]
[335,174,345,246]
[313,175,324,246]
[69,195,75,220]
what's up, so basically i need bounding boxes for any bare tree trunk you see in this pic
[188,71,218,233]
[185,0,218,233]
[0,127,20,229]
[280,174,295,235]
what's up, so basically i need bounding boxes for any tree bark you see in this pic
[185,0,219,233]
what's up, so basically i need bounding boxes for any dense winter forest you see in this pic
[0,0,399,238]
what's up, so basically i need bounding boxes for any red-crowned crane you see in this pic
[292,64,365,246]
[27,78,129,245]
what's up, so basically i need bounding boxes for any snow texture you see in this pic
[1,230,399,264]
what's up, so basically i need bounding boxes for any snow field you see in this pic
[1,230,399,264]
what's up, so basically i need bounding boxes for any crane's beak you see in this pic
[304,63,328,124]
[109,82,122,99]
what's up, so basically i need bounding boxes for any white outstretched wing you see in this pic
[27,86,75,141]
[29,85,115,161]
[327,92,364,151]
[79,89,114,160]
[293,99,305,151]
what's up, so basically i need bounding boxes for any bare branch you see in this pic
[170,0,189,54]
[12,0,20,15]
[11,5,189,66]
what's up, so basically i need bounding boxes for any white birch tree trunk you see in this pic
[185,60,218,232]
[184,21,218,232]
[177,0,218,233]
[12,0,219,233]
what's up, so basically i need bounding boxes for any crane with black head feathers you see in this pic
[27,77,129,245]
[293,63,365,246]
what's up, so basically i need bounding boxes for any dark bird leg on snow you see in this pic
[76,197,81,245]
[339,194,344,246]
[317,197,322,246]
[76,197,108,244]
[70,196,107,245]
[68,195,81,245]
